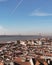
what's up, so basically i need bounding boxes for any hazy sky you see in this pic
[0,0,52,35]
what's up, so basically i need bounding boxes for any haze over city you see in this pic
[0,0,52,35]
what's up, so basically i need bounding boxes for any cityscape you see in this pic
[0,0,52,65]
[0,37,52,65]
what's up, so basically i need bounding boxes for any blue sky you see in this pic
[0,0,52,35]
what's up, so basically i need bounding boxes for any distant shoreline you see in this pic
[0,35,51,42]
[0,35,51,36]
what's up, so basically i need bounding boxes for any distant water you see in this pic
[0,35,51,42]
